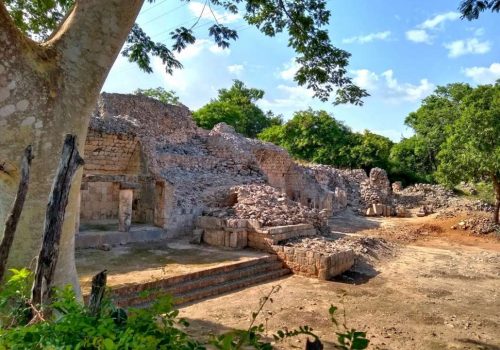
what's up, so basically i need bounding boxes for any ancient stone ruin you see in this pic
[76,93,411,281]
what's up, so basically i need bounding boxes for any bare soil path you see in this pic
[179,213,500,350]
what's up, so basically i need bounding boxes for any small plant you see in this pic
[0,272,370,349]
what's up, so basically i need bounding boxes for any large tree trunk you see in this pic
[0,0,144,292]
[494,175,500,224]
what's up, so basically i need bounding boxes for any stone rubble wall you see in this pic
[272,245,354,280]
[83,93,400,237]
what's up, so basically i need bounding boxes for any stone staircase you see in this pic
[100,255,290,308]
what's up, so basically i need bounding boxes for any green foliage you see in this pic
[259,109,355,167]
[404,83,473,173]
[134,87,180,106]
[0,273,370,349]
[4,0,73,39]
[459,0,500,20]
[350,131,393,171]
[259,109,393,172]
[435,82,499,185]
[436,82,500,222]
[5,0,366,105]
[193,80,280,138]
[0,268,32,328]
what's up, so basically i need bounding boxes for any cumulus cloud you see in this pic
[176,39,231,60]
[279,58,300,81]
[444,38,491,57]
[352,69,379,90]
[152,57,190,92]
[258,84,315,110]
[342,31,391,44]
[188,1,241,24]
[352,69,435,102]
[406,11,460,44]
[463,63,500,84]
[227,64,244,75]
[405,29,432,44]
[420,11,461,29]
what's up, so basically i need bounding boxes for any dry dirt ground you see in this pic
[179,212,500,350]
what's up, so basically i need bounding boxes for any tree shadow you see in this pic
[180,317,339,349]
[457,338,500,350]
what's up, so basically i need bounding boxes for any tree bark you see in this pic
[0,0,144,293]
[493,175,500,224]
[0,145,33,283]
[31,135,84,307]
[88,270,107,317]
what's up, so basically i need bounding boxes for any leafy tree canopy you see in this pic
[436,82,500,222]
[259,109,356,167]
[459,0,500,19]
[134,87,180,106]
[350,131,393,171]
[404,83,473,172]
[4,0,369,105]
[193,80,281,137]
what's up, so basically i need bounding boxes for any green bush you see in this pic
[0,271,369,349]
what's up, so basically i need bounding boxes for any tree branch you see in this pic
[0,2,39,57]
[47,0,145,96]
[31,135,84,309]
[0,145,33,283]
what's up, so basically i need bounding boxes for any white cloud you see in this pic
[352,69,379,90]
[227,64,244,75]
[258,84,315,110]
[208,44,231,55]
[175,39,231,60]
[188,1,241,24]
[444,38,491,57]
[405,29,432,43]
[152,57,190,92]
[463,63,500,84]
[420,11,460,29]
[279,58,300,81]
[352,69,435,102]
[342,31,391,44]
[406,11,460,44]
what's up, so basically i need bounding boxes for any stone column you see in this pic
[118,185,134,232]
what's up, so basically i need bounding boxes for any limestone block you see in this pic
[229,230,247,248]
[366,207,375,216]
[196,216,225,229]
[202,229,225,246]
[373,203,384,216]
[190,229,203,245]
[118,189,133,232]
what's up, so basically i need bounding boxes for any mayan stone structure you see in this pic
[77,93,396,279]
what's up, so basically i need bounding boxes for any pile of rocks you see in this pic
[452,217,499,235]
[359,168,392,209]
[394,183,455,210]
[204,184,323,228]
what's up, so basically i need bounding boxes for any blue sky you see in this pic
[102,0,500,141]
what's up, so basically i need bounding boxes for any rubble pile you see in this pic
[282,235,393,263]
[203,184,323,228]
[394,183,456,210]
[359,168,392,209]
[453,217,499,235]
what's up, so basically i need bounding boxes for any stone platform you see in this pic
[76,223,170,249]
[76,239,290,307]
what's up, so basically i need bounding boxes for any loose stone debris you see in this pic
[77,93,497,283]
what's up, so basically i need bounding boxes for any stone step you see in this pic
[174,268,290,305]
[106,256,290,308]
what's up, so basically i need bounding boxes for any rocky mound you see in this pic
[203,184,324,228]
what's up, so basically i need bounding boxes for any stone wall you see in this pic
[272,245,354,280]
[81,94,397,237]
[83,131,141,174]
